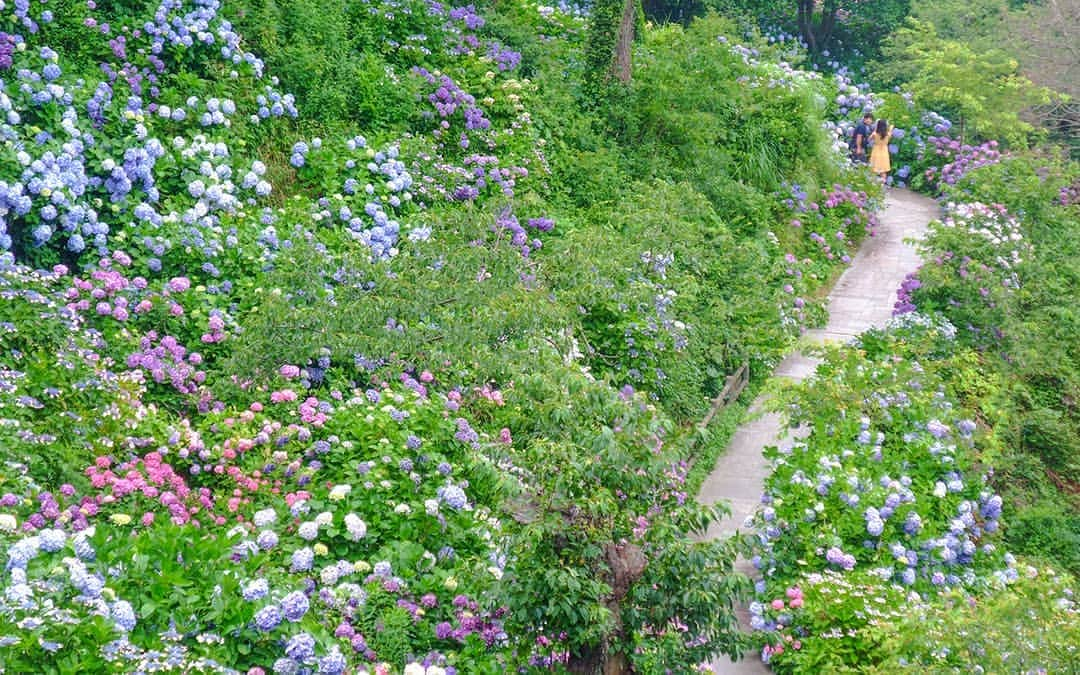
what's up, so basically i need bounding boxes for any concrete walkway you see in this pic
[699,189,938,673]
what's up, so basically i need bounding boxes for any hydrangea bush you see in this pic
[747,319,1021,671]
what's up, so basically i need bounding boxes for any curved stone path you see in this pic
[698,189,939,673]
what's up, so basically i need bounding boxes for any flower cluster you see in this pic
[0,0,296,265]
[921,137,1003,187]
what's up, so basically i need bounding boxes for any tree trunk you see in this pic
[565,542,647,674]
[819,0,840,50]
[614,0,636,83]
[797,0,816,53]
[601,542,647,674]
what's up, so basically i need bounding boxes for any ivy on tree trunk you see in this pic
[585,0,639,103]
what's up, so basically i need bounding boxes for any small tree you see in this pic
[1010,0,1080,153]
[879,19,1057,146]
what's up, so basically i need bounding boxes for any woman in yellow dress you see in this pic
[869,119,894,185]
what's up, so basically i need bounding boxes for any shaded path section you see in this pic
[699,189,939,673]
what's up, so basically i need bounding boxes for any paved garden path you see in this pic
[698,189,939,673]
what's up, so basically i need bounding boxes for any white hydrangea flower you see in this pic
[252,509,277,527]
[328,484,351,501]
[297,521,319,541]
[344,514,367,541]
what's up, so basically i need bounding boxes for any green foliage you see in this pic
[225,0,428,131]
[642,0,708,25]
[878,19,1058,146]
[490,369,748,668]
[225,206,573,389]
[584,0,627,104]
[624,536,749,668]
[621,16,834,194]
[910,0,1010,47]
[703,0,913,62]
[546,180,773,418]
[1005,505,1080,578]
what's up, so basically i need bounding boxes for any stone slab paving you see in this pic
[699,189,938,673]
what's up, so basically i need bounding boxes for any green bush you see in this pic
[619,15,835,195]
[1005,505,1080,578]
[875,565,1080,673]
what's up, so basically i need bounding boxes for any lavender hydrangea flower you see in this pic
[254,605,282,632]
[344,514,367,540]
[253,509,277,527]
[241,579,269,601]
[256,530,279,551]
[285,632,316,661]
[437,485,468,510]
[926,419,950,438]
[865,507,885,536]
[281,590,309,622]
[825,546,856,570]
[291,547,314,572]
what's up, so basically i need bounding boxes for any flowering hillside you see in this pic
[0,0,888,671]
[2,0,1077,673]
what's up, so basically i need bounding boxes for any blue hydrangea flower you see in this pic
[318,647,347,674]
[5,583,34,609]
[272,657,300,674]
[111,600,136,632]
[38,528,66,553]
[6,537,41,570]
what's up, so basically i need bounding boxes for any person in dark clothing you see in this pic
[850,112,874,163]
